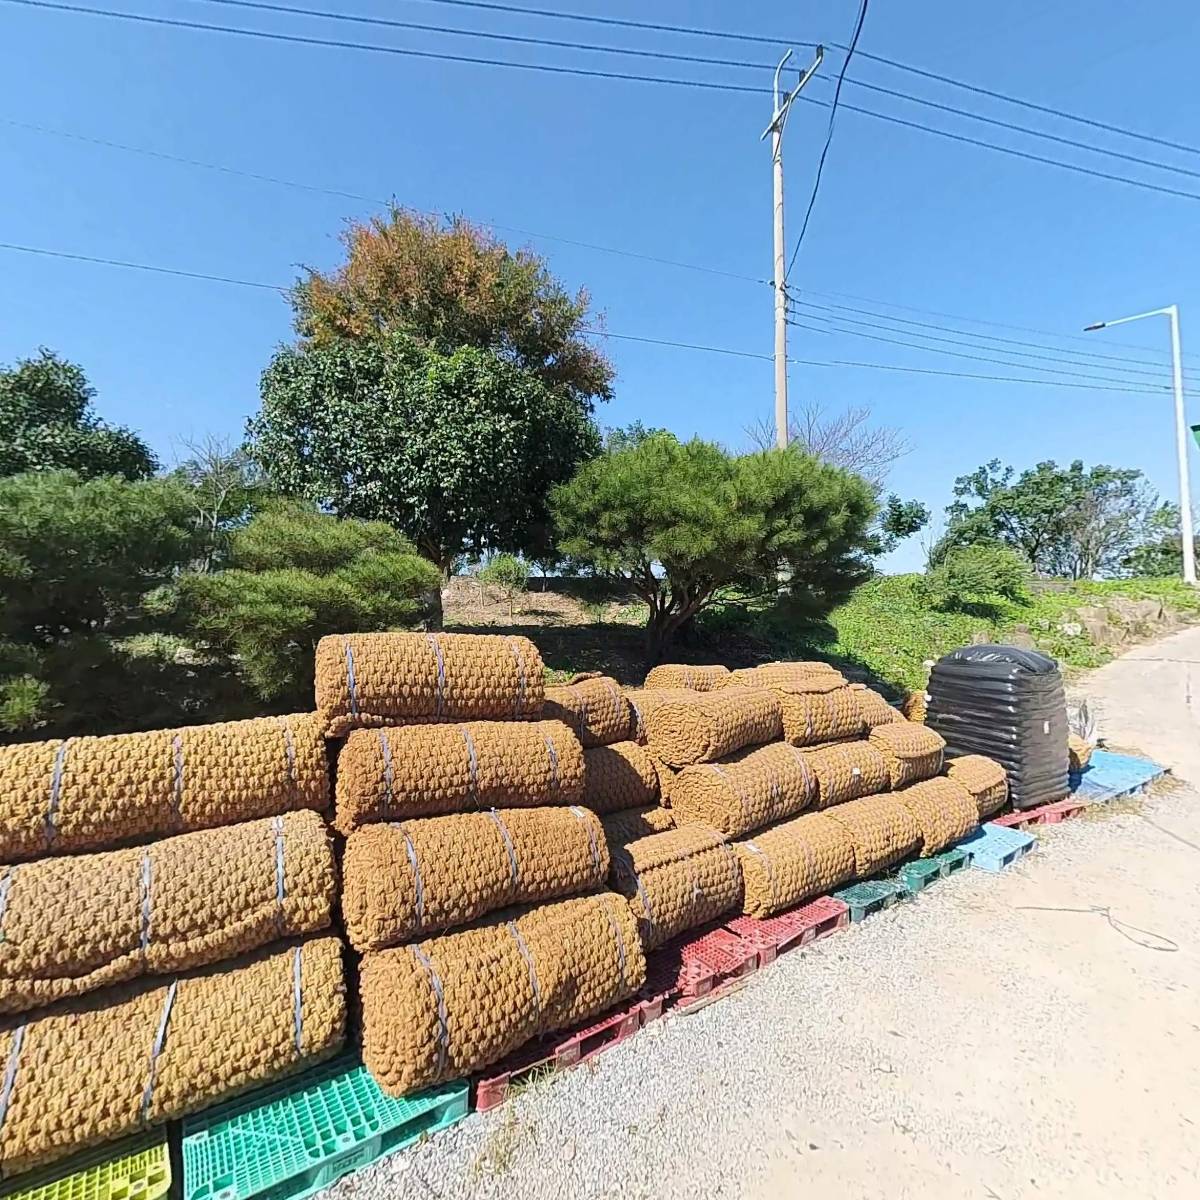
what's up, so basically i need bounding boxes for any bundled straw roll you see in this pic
[600,805,675,853]
[736,812,857,917]
[333,719,583,834]
[643,687,782,767]
[869,723,947,789]
[315,632,545,736]
[543,676,634,748]
[0,936,345,1178]
[802,741,890,808]
[848,683,906,728]
[341,807,608,952]
[946,754,1009,819]
[667,742,815,838]
[360,893,644,1096]
[0,714,327,864]
[821,795,923,878]
[583,742,659,815]
[0,811,334,1016]
[611,826,742,950]
[893,777,979,856]
[643,664,730,691]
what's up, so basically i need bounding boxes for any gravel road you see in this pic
[331,643,1200,1200]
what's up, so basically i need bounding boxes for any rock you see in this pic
[1072,605,1121,648]
[1007,624,1037,650]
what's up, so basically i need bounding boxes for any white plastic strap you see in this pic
[0,868,14,943]
[140,979,177,1124]
[597,895,628,992]
[506,921,542,1024]
[627,696,645,742]
[487,810,520,894]
[399,828,427,931]
[342,637,359,716]
[46,738,72,846]
[0,1024,26,1137]
[461,727,480,806]
[568,806,602,877]
[709,764,750,824]
[171,735,184,828]
[426,634,447,718]
[632,872,656,944]
[378,731,395,812]
[410,946,449,1075]
[273,816,287,933]
[506,637,528,716]
[276,716,297,786]
[544,736,560,798]
[742,840,779,910]
[292,946,304,1055]
[139,852,153,956]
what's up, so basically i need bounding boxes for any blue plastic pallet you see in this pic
[182,1055,467,1200]
[1071,750,1165,803]
[832,879,907,922]
[959,823,1036,872]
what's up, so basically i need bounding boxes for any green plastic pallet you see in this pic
[0,1134,169,1200]
[181,1055,467,1200]
[895,847,969,895]
[832,879,907,922]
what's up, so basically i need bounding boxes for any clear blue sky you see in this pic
[3,0,1199,571]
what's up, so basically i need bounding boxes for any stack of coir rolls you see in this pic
[322,635,646,1099]
[0,714,346,1178]
[641,662,1007,919]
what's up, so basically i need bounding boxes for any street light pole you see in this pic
[761,47,823,450]
[1085,304,1196,585]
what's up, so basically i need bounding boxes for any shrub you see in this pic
[926,542,1030,611]
[479,554,530,619]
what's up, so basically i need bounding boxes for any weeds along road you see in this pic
[330,634,1200,1200]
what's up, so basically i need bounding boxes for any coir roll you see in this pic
[642,664,730,691]
[643,687,782,767]
[543,676,634,748]
[736,812,857,917]
[583,741,660,815]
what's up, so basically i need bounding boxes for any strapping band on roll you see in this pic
[768,777,783,822]
[603,680,625,730]
[505,920,542,1024]
[742,840,778,911]
[544,736,560,798]
[140,979,177,1124]
[628,697,645,742]
[426,634,447,718]
[568,806,603,877]
[787,746,815,799]
[292,946,304,1055]
[410,946,449,1076]
[273,816,287,933]
[486,810,520,894]
[276,717,297,786]
[400,828,427,931]
[709,764,749,825]
[506,637,528,716]
[139,851,153,957]
[597,895,628,993]
[631,872,656,944]
[171,735,184,829]
[461,727,480,807]
[378,731,395,813]
[0,868,14,944]
[0,1024,27,1138]
[342,638,359,717]
[46,738,73,847]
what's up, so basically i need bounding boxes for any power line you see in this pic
[789,298,1194,382]
[414,0,1200,159]
[786,0,868,280]
[786,316,1172,393]
[10,1,1200,204]
[194,1,1200,187]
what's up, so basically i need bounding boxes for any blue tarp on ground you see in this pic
[1070,749,1166,802]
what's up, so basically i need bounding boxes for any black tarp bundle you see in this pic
[926,645,1069,810]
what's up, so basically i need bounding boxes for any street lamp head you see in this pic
[1083,322,1106,332]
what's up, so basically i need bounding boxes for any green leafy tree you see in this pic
[0,350,156,480]
[292,207,613,406]
[926,542,1030,611]
[0,471,209,738]
[175,503,441,708]
[479,553,530,619]
[552,434,877,662]
[250,332,602,606]
[1121,502,1197,576]
[936,458,1160,579]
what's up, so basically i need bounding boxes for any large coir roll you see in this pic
[735,812,857,917]
[869,723,946,790]
[769,678,865,748]
[0,811,334,1016]
[946,754,1009,819]
[893,778,979,856]
[821,795,923,877]
[643,687,782,768]
[848,683,905,728]
[667,742,815,838]
[0,937,345,1178]
[543,676,633,748]
[611,826,742,950]
[315,632,545,736]
[333,719,583,834]
[643,664,730,692]
[600,805,676,852]
[341,807,608,952]
[0,714,327,863]
[729,662,844,689]
[624,688,694,744]
[802,741,890,808]
[583,742,659,815]
[360,893,644,1096]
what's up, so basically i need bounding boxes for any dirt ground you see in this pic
[335,630,1200,1200]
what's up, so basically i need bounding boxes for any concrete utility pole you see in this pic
[762,47,823,450]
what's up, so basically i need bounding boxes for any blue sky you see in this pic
[2,0,1199,571]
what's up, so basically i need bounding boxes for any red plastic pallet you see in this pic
[726,895,850,957]
[473,1002,641,1112]
[992,797,1087,829]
